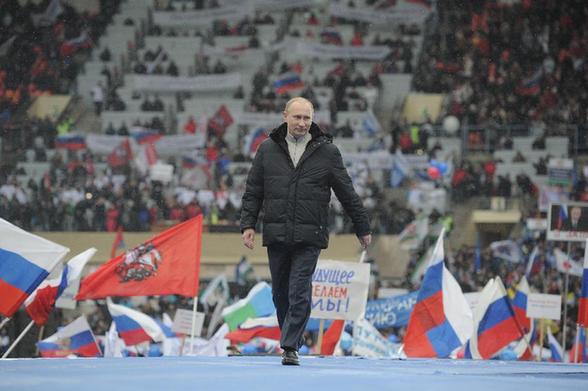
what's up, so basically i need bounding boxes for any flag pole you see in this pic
[561,241,572,349]
[359,249,367,264]
[537,319,544,362]
[189,296,198,354]
[316,319,325,355]
[1,320,34,359]
[0,317,10,331]
[34,326,45,357]
[574,323,580,363]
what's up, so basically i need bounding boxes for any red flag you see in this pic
[107,139,133,168]
[207,105,233,137]
[76,216,203,299]
[110,226,125,259]
[320,319,345,355]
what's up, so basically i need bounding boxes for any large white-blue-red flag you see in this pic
[511,276,535,360]
[569,327,587,363]
[0,218,69,317]
[106,299,165,346]
[578,241,588,327]
[465,277,525,359]
[25,248,96,326]
[37,315,101,358]
[403,229,473,357]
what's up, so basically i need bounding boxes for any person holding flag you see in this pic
[240,97,371,365]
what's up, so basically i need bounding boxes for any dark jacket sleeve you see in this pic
[328,145,371,236]
[240,144,265,232]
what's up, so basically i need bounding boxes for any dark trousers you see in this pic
[267,244,320,351]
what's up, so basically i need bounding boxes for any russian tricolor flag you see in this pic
[578,241,588,327]
[511,276,531,333]
[0,218,69,317]
[243,127,268,156]
[107,299,165,346]
[547,327,564,362]
[37,316,101,357]
[403,229,473,357]
[465,277,525,359]
[55,134,87,150]
[25,248,96,325]
[569,327,587,363]
[511,276,535,360]
[273,72,304,95]
[182,155,198,169]
[131,130,162,145]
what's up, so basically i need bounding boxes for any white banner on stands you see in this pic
[155,134,206,155]
[132,74,241,92]
[253,0,317,11]
[149,162,174,183]
[152,7,251,27]
[86,134,127,154]
[296,41,391,61]
[328,3,430,26]
[86,134,205,156]
[223,0,316,11]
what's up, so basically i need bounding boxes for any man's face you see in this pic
[571,207,581,221]
[283,101,313,138]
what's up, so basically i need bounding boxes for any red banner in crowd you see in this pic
[76,216,203,299]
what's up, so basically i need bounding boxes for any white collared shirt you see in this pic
[285,132,312,167]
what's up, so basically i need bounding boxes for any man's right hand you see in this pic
[242,228,255,250]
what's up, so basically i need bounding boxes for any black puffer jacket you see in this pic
[240,122,371,249]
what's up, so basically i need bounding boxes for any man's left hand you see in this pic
[358,234,372,249]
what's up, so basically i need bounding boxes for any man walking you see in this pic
[240,97,371,365]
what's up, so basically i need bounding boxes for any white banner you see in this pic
[86,134,205,156]
[527,293,562,320]
[237,110,332,127]
[352,317,399,358]
[132,73,241,92]
[296,41,391,61]
[341,151,394,170]
[153,7,251,27]
[86,134,127,154]
[526,218,547,231]
[311,259,370,320]
[155,134,206,155]
[150,162,175,183]
[222,0,317,11]
[252,0,318,11]
[329,3,430,26]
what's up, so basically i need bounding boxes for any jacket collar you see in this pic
[270,122,332,144]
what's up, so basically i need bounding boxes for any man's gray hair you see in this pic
[284,97,314,113]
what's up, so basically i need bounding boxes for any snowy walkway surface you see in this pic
[1,355,587,391]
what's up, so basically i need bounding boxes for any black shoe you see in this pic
[281,349,300,366]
